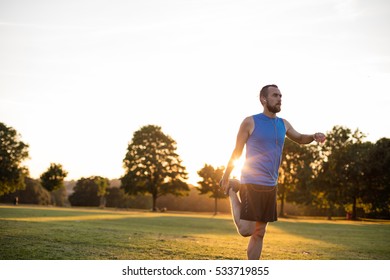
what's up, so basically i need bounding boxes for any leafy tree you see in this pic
[278,138,311,217]
[340,139,371,220]
[197,164,225,215]
[105,187,152,209]
[0,177,51,205]
[363,138,390,218]
[96,176,109,207]
[106,187,128,208]
[0,122,29,196]
[69,176,108,207]
[51,186,69,207]
[40,163,68,205]
[121,125,189,211]
[313,126,351,218]
[314,126,372,219]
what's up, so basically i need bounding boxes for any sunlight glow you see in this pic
[231,157,245,180]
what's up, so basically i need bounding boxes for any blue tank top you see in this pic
[241,113,286,186]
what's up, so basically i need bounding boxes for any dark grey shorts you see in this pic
[239,184,278,223]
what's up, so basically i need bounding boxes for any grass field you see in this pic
[1,205,389,260]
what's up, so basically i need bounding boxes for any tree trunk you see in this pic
[279,193,285,217]
[352,196,357,220]
[214,197,218,216]
[50,192,56,206]
[152,193,158,212]
[99,196,106,208]
[327,203,334,220]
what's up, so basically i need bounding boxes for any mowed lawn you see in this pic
[1,205,389,260]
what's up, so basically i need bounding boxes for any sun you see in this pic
[231,156,245,180]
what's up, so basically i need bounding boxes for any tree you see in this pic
[314,126,371,219]
[121,125,189,211]
[278,138,311,217]
[363,138,390,218]
[106,187,128,208]
[51,186,69,207]
[40,163,68,205]
[96,176,109,207]
[197,164,225,215]
[68,176,108,207]
[105,187,152,209]
[340,138,371,220]
[0,122,29,196]
[312,126,350,218]
[0,177,51,205]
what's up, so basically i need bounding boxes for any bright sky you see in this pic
[1,0,389,184]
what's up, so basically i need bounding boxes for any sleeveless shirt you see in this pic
[241,113,286,186]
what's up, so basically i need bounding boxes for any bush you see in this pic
[0,177,50,205]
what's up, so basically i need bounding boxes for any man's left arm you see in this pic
[283,119,326,144]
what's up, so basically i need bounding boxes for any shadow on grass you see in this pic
[267,218,390,259]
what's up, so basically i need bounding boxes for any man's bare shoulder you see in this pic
[240,116,255,134]
[242,115,254,125]
[281,118,292,131]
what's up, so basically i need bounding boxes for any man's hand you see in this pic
[219,178,230,195]
[313,132,326,143]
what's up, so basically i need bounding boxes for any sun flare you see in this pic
[231,157,245,180]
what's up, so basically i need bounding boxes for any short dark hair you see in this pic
[260,84,278,100]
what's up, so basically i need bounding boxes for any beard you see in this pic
[267,103,281,113]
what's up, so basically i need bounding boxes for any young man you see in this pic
[220,84,326,260]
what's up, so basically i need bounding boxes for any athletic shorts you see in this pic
[239,184,278,223]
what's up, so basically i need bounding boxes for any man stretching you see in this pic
[220,84,326,259]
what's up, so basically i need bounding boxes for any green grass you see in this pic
[1,205,389,260]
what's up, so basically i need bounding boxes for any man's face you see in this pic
[265,87,282,113]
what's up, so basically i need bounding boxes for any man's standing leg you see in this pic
[247,222,267,260]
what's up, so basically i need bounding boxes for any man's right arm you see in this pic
[221,116,253,189]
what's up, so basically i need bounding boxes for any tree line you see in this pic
[278,126,389,219]
[1,122,389,219]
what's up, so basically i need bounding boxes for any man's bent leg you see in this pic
[247,222,267,260]
[229,189,255,237]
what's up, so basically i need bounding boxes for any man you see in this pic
[220,84,326,260]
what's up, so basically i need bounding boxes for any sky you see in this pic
[1,0,389,185]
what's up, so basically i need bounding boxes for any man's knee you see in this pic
[238,228,252,237]
[240,222,266,237]
[237,222,255,237]
[253,223,267,239]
